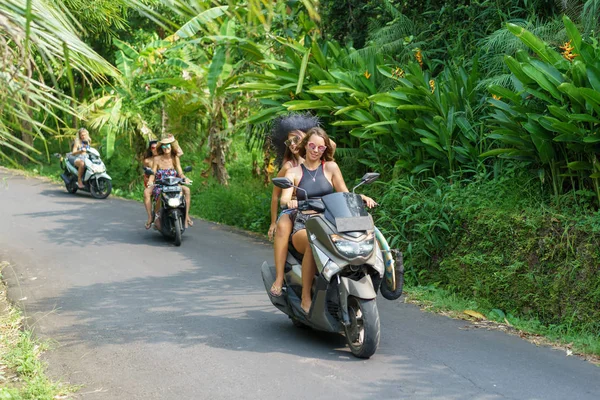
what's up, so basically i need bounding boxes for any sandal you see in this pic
[186,218,194,227]
[270,284,283,297]
[145,221,152,230]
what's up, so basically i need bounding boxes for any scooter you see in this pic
[144,166,192,246]
[262,172,390,359]
[55,147,112,199]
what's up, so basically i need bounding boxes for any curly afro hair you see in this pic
[270,113,320,167]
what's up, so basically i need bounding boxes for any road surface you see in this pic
[1,168,599,400]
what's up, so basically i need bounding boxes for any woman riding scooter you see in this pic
[68,128,92,189]
[280,127,377,314]
[146,135,193,230]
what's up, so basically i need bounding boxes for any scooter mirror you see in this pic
[183,166,193,173]
[360,172,380,185]
[272,177,294,189]
[143,167,154,176]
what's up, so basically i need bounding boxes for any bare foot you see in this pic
[301,301,311,315]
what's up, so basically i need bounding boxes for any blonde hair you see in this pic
[74,128,91,149]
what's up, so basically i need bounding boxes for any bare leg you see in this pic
[143,187,153,228]
[182,186,192,228]
[271,214,292,295]
[292,229,315,313]
[74,159,85,188]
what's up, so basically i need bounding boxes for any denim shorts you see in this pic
[276,208,295,222]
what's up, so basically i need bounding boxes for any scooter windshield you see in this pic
[321,192,372,232]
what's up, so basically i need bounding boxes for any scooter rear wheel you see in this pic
[66,182,78,194]
[344,296,380,359]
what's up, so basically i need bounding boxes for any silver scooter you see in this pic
[262,173,384,358]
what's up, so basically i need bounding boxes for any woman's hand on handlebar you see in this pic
[360,194,378,208]
[286,200,298,209]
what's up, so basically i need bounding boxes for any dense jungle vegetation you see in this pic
[1,0,599,354]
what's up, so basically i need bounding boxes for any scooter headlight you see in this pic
[322,259,342,281]
[167,197,181,208]
[330,232,374,259]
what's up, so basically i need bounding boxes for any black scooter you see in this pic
[144,166,192,246]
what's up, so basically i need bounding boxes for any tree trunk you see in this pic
[207,101,230,185]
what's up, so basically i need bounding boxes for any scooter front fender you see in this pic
[93,172,112,180]
[339,274,377,300]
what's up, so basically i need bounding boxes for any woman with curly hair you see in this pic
[280,127,376,314]
[268,113,321,297]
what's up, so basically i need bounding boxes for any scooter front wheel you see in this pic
[173,217,182,246]
[344,296,380,359]
[90,177,112,199]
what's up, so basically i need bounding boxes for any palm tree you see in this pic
[0,0,117,164]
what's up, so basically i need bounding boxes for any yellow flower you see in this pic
[492,94,502,100]
[364,70,372,79]
[392,67,405,78]
[429,79,435,93]
[414,48,423,68]
[559,40,577,61]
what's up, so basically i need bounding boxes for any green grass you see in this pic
[0,264,77,399]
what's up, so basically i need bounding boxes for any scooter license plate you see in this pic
[163,186,181,193]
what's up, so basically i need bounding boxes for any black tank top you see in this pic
[297,163,333,200]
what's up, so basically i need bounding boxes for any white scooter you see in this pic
[56,147,112,199]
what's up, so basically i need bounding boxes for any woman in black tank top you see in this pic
[280,127,377,314]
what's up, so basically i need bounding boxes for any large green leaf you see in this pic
[567,161,593,171]
[507,23,567,68]
[207,45,227,96]
[563,15,582,55]
[295,47,311,95]
[522,64,562,99]
[175,6,228,38]
[524,121,555,163]
[504,56,535,85]
[587,65,600,92]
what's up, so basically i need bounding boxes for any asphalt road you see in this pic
[1,167,599,400]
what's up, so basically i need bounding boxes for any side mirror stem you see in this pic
[352,181,365,193]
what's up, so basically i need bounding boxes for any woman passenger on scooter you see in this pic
[280,127,376,315]
[67,128,92,189]
[146,135,193,230]
[268,114,319,297]
[142,140,159,229]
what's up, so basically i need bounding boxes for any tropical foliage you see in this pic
[485,15,600,203]
[2,0,600,340]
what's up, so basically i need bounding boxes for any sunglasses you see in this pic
[308,142,327,153]
[284,137,301,147]
[150,145,157,150]
[161,144,171,149]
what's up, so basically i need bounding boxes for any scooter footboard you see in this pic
[339,275,377,300]
[261,262,289,311]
